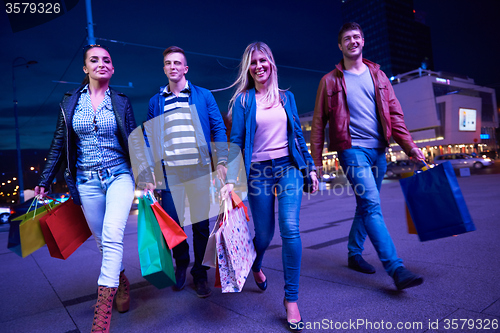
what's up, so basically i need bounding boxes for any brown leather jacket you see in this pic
[310,58,417,167]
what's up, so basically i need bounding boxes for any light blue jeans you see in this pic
[76,163,134,287]
[338,147,403,276]
[247,156,303,302]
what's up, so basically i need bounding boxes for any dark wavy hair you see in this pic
[338,22,364,44]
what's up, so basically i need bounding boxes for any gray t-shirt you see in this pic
[344,66,386,148]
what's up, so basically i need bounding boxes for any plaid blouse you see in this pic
[72,85,127,170]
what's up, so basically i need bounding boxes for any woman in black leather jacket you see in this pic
[35,44,136,332]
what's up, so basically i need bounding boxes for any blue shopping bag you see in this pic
[137,194,176,289]
[399,161,475,241]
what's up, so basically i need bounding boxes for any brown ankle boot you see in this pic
[115,270,130,313]
[91,286,116,332]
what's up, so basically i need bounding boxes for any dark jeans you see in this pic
[161,163,211,283]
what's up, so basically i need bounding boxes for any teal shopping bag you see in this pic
[399,161,475,241]
[137,195,176,289]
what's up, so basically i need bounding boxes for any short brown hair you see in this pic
[162,46,187,65]
[338,22,364,44]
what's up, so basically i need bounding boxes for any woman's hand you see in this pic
[34,186,47,198]
[310,171,319,193]
[220,183,234,201]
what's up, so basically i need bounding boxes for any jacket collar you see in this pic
[336,58,380,72]
[160,80,191,96]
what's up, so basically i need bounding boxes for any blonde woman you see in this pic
[221,42,318,331]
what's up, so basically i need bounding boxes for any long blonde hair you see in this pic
[227,42,284,120]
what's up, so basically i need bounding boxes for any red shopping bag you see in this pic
[150,201,187,250]
[39,198,92,259]
[214,256,221,288]
[230,191,249,221]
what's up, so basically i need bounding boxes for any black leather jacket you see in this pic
[38,86,138,205]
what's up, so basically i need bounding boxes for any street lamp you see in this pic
[12,57,37,204]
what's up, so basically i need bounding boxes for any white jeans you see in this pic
[76,163,134,287]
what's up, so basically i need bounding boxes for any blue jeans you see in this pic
[76,163,134,287]
[247,156,303,302]
[161,163,211,283]
[338,147,403,276]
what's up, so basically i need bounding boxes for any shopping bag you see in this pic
[150,201,187,250]
[231,191,249,221]
[7,198,56,257]
[216,194,256,293]
[202,208,224,268]
[400,168,420,235]
[405,205,417,234]
[39,198,92,259]
[214,256,222,288]
[399,161,476,241]
[137,195,176,289]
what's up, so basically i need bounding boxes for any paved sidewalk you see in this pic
[1,173,499,332]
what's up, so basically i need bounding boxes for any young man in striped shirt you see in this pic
[145,46,228,297]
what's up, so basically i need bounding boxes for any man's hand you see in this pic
[34,186,47,198]
[217,164,227,183]
[409,147,425,161]
[144,182,156,191]
[140,172,156,195]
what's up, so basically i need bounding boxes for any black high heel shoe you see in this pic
[254,270,267,291]
[283,298,303,332]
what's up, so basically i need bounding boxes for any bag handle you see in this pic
[144,190,157,203]
[24,196,40,220]
[220,196,231,227]
[230,191,249,221]
[39,195,64,214]
[410,159,431,173]
[420,159,431,169]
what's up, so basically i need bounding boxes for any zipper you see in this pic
[60,104,73,180]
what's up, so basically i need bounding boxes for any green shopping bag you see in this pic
[137,194,176,289]
[8,198,58,257]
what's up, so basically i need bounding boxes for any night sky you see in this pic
[1,0,499,152]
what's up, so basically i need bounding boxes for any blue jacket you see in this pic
[146,81,228,169]
[226,89,316,183]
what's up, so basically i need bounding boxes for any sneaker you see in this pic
[392,266,424,290]
[172,266,187,291]
[348,255,376,274]
[194,280,212,298]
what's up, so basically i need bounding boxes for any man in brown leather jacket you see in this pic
[311,22,425,290]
